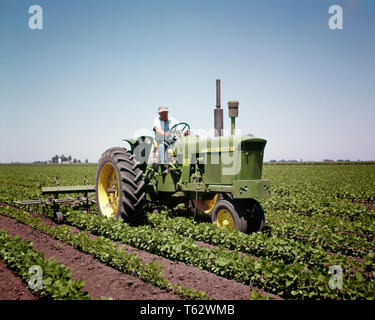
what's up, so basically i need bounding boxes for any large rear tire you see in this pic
[95,147,145,223]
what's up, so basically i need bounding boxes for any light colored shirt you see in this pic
[153,116,178,142]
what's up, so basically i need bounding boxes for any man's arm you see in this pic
[154,126,170,137]
[153,117,170,138]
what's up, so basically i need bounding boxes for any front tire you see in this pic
[236,198,265,233]
[211,198,248,233]
[245,199,265,233]
[95,147,145,223]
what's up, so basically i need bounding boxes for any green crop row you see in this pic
[145,211,374,278]
[0,185,40,203]
[0,229,90,300]
[0,164,97,203]
[263,164,375,203]
[263,201,374,238]
[264,209,374,258]
[263,193,373,221]
[0,206,210,300]
[49,208,375,299]
[0,164,96,187]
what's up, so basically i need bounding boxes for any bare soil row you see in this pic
[0,260,37,300]
[0,204,281,300]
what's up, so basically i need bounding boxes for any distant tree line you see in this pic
[268,159,352,163]
[50,154,88,164]
[266,160,375,166]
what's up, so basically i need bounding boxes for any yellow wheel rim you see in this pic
[98,162,120,218]
[216,209,235,230]
[203,194,218,214]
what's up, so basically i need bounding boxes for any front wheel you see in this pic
[238,199,265,233]
[210,196,266,233]
[211,198,248,233]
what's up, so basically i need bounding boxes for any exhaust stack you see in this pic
[214,79,223,137]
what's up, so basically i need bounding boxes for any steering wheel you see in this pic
[163,122,190,147]
[169,122,190,140]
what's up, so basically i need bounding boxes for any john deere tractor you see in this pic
[95,81,271,233]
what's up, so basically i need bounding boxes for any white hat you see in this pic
[158,105,168,112]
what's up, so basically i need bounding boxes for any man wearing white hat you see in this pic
[153,105,179,165]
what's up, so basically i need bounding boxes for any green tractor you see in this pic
[19,80,270,234]
[95,81,271,233]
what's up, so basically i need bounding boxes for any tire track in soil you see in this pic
[30,210,281,300]
[0,260,38,300]
[0,215,181,300]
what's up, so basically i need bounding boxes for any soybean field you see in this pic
[0,163,374,300]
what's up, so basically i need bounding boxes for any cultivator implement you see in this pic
[14,177,96,223]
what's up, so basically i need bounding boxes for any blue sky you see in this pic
[0,0,374,163]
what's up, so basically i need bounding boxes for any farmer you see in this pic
[153,105,178,165]
[153,106,189,173]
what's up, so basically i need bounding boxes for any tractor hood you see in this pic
[176,135,267,155]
